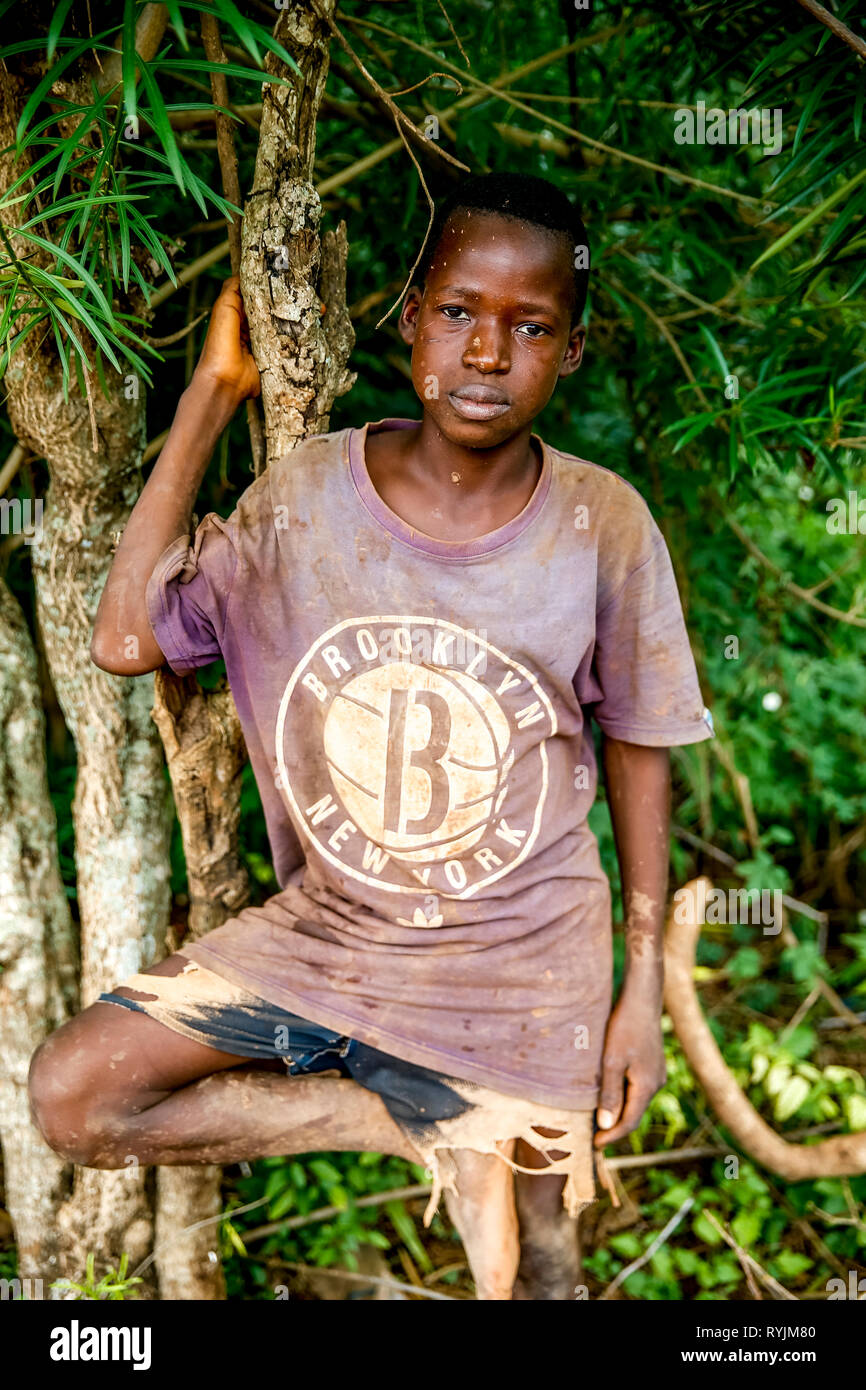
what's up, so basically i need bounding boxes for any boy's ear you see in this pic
[559,323,586,378]
[398,285,424,345]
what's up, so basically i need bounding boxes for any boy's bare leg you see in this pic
[27,961,420,1169]
[511,1132,581,1301]
[28,956,539,1300]
[442,1144,520,1301]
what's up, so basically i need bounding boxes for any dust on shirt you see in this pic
[145,416,714,1109]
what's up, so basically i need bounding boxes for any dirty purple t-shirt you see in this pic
[145,416,714,1108]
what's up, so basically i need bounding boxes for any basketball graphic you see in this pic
[275,616,556,901]
[323,664,514,863]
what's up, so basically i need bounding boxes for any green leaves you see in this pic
[0,0,303,394]
[744,1028,866,1129]
[773,1073,811,1122]
[664,343,855,480]
[384,1199,433,1272]
[50,1251,143,1301]
[121,0,140,126]
[742,21,866,300]
[46,0,77,64]
[172,1,301,75]
[751,167,866,273]
[218,1149,445,1297]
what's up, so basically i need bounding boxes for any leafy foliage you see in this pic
[1,0,864,1300]
[49,1251,143,1301]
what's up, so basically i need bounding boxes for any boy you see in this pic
[28,172,714,1301]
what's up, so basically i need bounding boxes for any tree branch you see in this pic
[795,0,866,60]
[201,1,265,475]
[664,880,866,1181]
[722,510,866,629]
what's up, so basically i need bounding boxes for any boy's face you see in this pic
[397,209,585,449]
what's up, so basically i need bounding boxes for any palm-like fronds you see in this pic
[0,0,299,396]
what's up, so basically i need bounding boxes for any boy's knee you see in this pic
[28,1034,118,1168]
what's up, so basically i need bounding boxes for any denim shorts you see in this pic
[99,954,601,1225]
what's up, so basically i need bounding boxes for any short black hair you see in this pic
[412,172,590,326]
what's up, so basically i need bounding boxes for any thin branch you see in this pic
[778,984,822,1042]
[129,1192,273,1281]
[795,0,866,59]
[434,0,471,69]
[241,1182,432,1244]
[0,442,26,497]
[164,102,262,132]
[617,248,762,329]
[722,510,866,629]
[607,1146,723,1170]
[82,361,98,454]
[344,14,769,209]
[819,1010,866,1031]
[763,1175,853,1280]
[672,824,828,926]
[149,236,235,309]
[702,1210,798,1300]
[372,119,437,330]
[271,1260,458,1300]
[309,0,470,176]
[599,1196,694,1299]
[671,825,858,1024]
[709,737,760,854]
[608,277,711,408]
[144,307,210,347]
[143,427,169,464]
[803,550,865,596]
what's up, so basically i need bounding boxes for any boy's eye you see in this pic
[438,306,550,338]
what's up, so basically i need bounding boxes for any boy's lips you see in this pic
[447,385,511,420]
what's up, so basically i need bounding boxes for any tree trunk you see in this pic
[240,0,356,465]
[0,579,78,1291]
[2,342,173,1295]
[0,0,355,1299]
[150,672,250,1301]
[0,44,167,1299]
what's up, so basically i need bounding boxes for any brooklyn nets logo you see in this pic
[275,616,557,900]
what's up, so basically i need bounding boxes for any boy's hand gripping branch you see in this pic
[90,276,257,677]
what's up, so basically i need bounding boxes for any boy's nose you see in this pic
[463,324,510,371]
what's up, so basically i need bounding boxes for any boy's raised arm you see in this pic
[90,276,260,676]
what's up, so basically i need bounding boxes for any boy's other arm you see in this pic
[90,276,259,676]
[594,735,671,1147]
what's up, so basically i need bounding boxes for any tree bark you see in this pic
[150,672,249,1301]
[240,0,356,467]
[0,42,168,1300]
[0,580,78,1290]
[0,0,356,1299]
